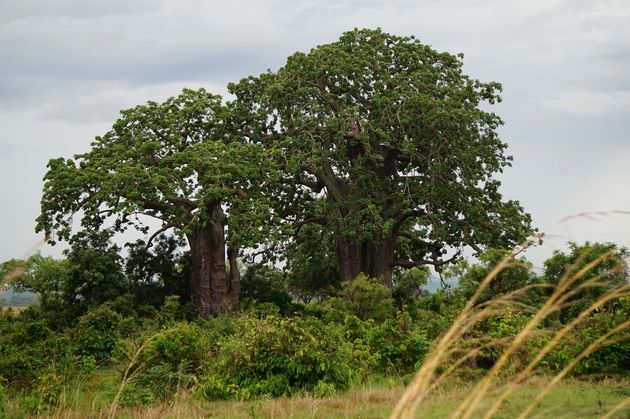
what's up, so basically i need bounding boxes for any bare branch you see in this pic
[147,222,182,247]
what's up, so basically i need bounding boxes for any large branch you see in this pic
[392,209,426,234]
[394,252,460,269]
[296,176,325,193]
[166,195,198,209]
[146,221,182,247]
[293,216,326,233]
[465,240,484,255]
[141,199,173,213]
[300,162,346,203]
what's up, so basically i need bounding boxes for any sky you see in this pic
[1,0,629,268]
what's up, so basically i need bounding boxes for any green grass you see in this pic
[7,375,627,418]
[189,378,629,419]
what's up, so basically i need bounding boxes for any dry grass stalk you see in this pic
[602,395,630,419]
[107,331,164,419]
[391,241,628,419]
[517,320,630,419]
[482,283,630,418]
[389,244,520,419]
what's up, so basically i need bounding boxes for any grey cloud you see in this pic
[0,0,160,22]
[1,0,630,263]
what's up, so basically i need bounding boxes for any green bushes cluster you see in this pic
[1,242,629,413]
[198,315,355,399]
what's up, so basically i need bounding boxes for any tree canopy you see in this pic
[37,88,278,317]
[37,28,534,316]
[230,28,533,285]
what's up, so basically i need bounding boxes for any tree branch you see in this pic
[296,176,325,193]
[393,252,460,269]
[393,209,426,233]
[141,199,173,213]
[294,216,326,233]
[146,221,182,247]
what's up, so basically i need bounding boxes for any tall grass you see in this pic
[391,239,630,419]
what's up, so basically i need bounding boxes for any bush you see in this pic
[144,322,209,371]
[240,265,293,313]
[543,305,630,375]
[71,304,124,362]
[317,275,396,322]
[198,314,356,400]
[0,377,7,416]
[365,313,431,374]
[119,363,192,406]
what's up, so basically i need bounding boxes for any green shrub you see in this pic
[318,275,396,322]
[0,377,7,416]
[198,315,356,400]
[543,306,630,375]
[144,322,208,371]
[364,312,431,374]
[71,304,124,362]
[123,363,191,405]
[35,371,64,410]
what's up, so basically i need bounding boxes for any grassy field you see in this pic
[15,376,627,418]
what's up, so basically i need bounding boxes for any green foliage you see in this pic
[0,314,54,385]
[125,235,191,308]
[62,230,131,320]
[543,297,630,375]
[1,254,63,308]
[72,304,124,362]
[0,377,6,416]
[199,315,356,400]
[120,363,192,406]
[393,266,430,308]
[285,223,340,302]
[449,248,539,304]
[368,314,431,374]
[543,242,629,322]
[144,322,209,371]
[319,275,396,322]
[240,264,293,313]
[231,28,533,278]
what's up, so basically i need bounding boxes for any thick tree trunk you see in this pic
[363,240,395,288]
[186,206,230,318]
[335,235,396,288]
[335,235,362,282]
[227,247,240,311]
[187,224,213,318]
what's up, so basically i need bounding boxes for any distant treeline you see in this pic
[0,286,38,307]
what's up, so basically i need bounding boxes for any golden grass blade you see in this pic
[108,331,164,419]
[517,320,630,419]
[601,394,630,419]
[482,284,630,419]
[452,251,615,419]
[484,285,630,419]
[389,248,519,419]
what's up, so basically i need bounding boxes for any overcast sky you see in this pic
[1,0,629,267]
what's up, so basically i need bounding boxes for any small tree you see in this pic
[285,223,340,302]
[125,235,191,308]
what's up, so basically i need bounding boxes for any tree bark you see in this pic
[363,239,395,288]
[335,235,396,288]
[227,247,240,311]
[186,206,230,318]
[335,235,363,282]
